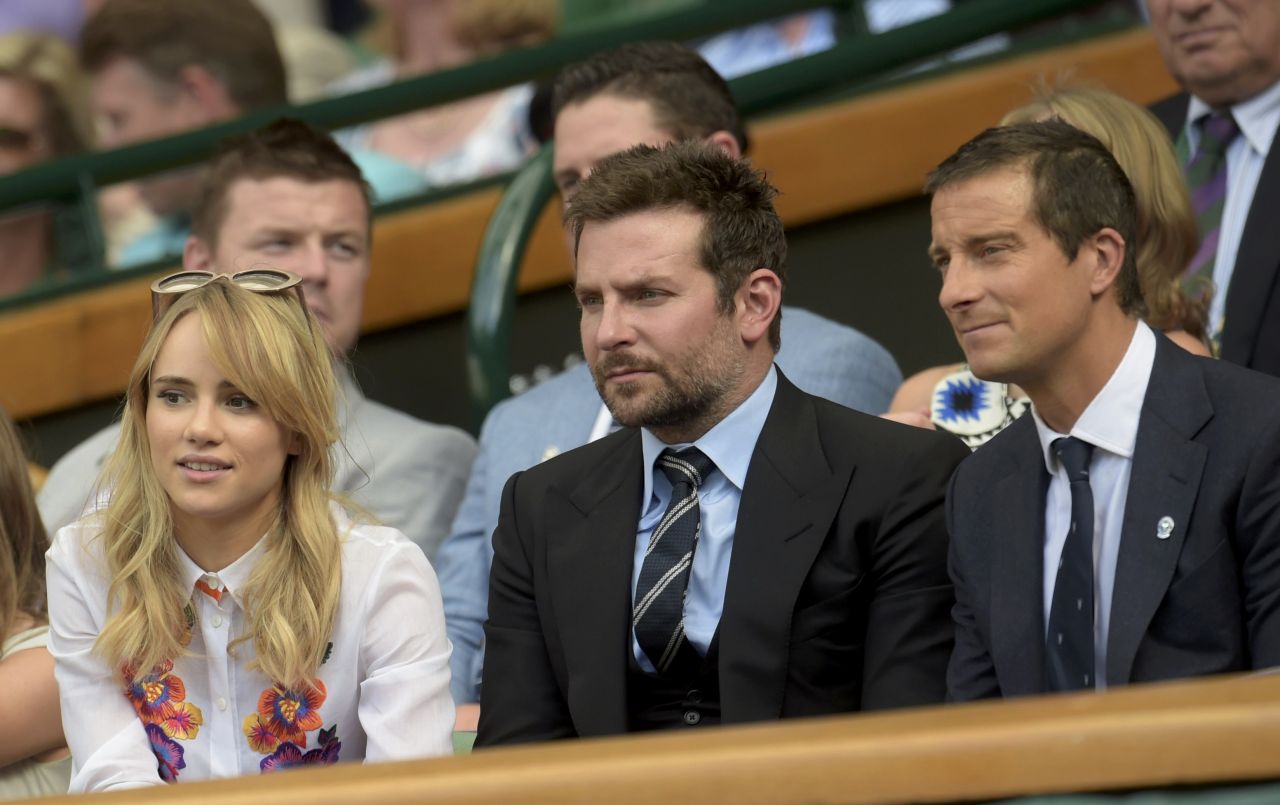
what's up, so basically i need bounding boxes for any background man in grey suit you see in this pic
[37,120,476,561]
[1145,0,1280,374]
[478,141,966,743]
[435,41,903,715]
[935,121,1280,700]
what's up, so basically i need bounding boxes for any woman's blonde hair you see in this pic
[96,280,341,689]
[0,407,48,640]
[1002,85,1208,341]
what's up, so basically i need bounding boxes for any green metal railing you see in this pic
[464,0,1118,422]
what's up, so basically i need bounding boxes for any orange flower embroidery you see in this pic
[257,680,326,746]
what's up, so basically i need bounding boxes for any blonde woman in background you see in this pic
[47,274,453,792]
[0,407,71,799]
[0,31,89,297]
[890,86,1211,446]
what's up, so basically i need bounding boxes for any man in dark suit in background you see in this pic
[1145,0,1280,374]
[476,141,968,744]
[935,121,1280,701]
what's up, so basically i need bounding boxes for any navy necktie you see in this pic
[633,447,715,674]
[1046,436,1096,692]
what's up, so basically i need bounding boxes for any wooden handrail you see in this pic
[0,28,1178,422]
[32,673,1280,804]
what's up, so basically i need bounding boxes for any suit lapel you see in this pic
[986,416,1051,696]
[545,429,643,736]
[719,373,854,722]
[1221,128,1280,367]
[1107,339,1211,685]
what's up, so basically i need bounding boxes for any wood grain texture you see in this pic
[0,28,1178,420]
[32,673,1280,805]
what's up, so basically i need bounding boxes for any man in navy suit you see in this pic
[1145,0,1280,375]
[436,42,902,713]
[935,121,1280,700]
[476,141,966,743]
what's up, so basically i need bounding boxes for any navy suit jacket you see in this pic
[947,333,1280,699]
[476,371,968,744]
[1152,91,1280,377]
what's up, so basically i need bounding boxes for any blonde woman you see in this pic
[47,272,453,792]
[0,408,71,798]
[890,86,1212,446]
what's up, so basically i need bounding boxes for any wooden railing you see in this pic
[31,673,1280,804]
[0,27,1177,422]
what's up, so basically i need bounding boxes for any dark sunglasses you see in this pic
[150,269,307,324]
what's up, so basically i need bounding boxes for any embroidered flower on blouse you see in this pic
[146,723,186,783]
[934,375,989,424]
[257,680,327,746]
[243,714,280,754]
[124,660,202,740]
[259,725,342,773]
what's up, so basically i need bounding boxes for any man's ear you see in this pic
[704,130,742,161]
[1086,226,1126,298]
[176,64,238,121]
[182,234,214,271]
[737,268,783,346]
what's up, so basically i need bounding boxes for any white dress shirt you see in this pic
[1183,79,1280,335]
[47,508,454,792]
[1031,322,1156,689]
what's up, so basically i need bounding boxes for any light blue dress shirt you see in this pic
[1182,79,1280,336]
[630,366,778,673]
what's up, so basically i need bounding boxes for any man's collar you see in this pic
[1031,321,1156,473]
[639,365,778,505]
[1187,78,1280,158]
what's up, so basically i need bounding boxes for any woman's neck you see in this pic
[172,504,277,573]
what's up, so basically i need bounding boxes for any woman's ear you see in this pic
[288,431,303,456]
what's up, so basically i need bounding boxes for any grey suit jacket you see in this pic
[36,370,476,561]
[436,307,902,702]
[475,370,966,744]
[947,334,1280,699]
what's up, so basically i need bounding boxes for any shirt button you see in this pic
[212,614,224,628]
[217,697,228,712]
[686,689,702,705]
[683,710,701,726]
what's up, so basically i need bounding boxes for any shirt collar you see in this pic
[1031,321,1156,473]
[176,532,271,608]
[1187,78,1280,159]
[639,365,778,506]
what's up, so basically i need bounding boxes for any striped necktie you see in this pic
[1182,112,1240,346]
[633,447,715,674]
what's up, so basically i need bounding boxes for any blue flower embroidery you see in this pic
[935,376,989,423]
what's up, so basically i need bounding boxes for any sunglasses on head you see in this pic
[150,268,307,323]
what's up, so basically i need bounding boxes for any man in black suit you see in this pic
[1145,0,1280,375]
[934,121,1280,700]
[475,141,968,744]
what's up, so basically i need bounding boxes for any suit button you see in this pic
[683,710,701,726]
[686,689,702,705]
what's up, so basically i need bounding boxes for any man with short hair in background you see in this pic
[936,121,1280,700]
[435,42,904,717]
[38,119,476,562]
[1146,0,1280,375]
[477,141,966,743]
[80,0,420,266]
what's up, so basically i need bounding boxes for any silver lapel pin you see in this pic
[1156,516,1174,540]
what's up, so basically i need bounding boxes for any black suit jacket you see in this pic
[1152,91,1280,377]
[947,333,1280,700]
[476,370,969,745]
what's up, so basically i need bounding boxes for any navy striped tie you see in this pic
[633,447,715,674]
[1046,437,1096,692]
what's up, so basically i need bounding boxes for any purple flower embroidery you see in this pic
[260,725,340,773]
[146,723,185,783]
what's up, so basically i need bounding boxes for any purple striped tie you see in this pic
[1182,113,1240,316]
